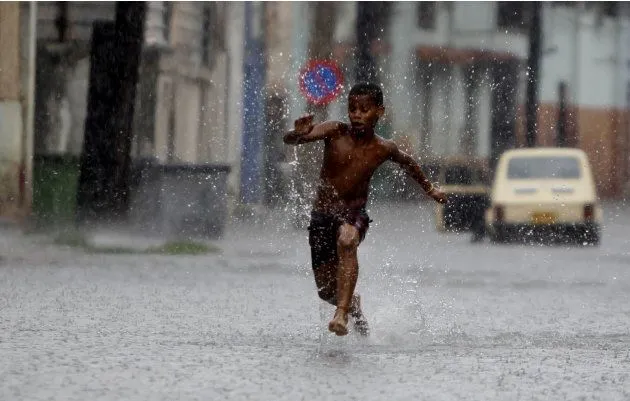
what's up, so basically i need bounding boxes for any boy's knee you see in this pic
[317,288,336,305]
[337,225,359,251]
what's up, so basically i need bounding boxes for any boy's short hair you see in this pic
[348,82,384,107]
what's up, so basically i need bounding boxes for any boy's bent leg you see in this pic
[328,223,360,336]
[350,294,370,336]
[308,212,340,306]
[313,261,338,306]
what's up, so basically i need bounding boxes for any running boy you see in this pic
[283,82,447,336]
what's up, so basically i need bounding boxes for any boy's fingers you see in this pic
[297,114,313,122]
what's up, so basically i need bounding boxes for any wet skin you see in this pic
[284,94,447,335]
[284,95,447,212]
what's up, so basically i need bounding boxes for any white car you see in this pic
[485,148,602,245]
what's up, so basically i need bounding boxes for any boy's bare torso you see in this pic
[313,122,391,215]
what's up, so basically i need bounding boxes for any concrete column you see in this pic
[418,62,433,154]
[0,2,24,219]
[451,63,466,155]
[287,1,309,122]
[144,1,168,47]
[0,3,20,101]
[477,64,491,159]
[226,3,245,200]
[174,80,200,163]
[22,2,37,216]
[430,64,449,156]
[240,1,266,204]
[152,76,171,163]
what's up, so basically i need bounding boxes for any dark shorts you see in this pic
[307,209,371,269]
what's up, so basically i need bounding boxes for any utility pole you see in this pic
[556,81,567,147]
[525,1,542,148]
[490,61,518,172]
[306,2,337,121]
[356,2,376,83]
[356,2,389,83]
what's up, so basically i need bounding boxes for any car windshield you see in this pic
[507,156,581,179]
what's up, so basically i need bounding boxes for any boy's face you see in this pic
[348,94,384,133]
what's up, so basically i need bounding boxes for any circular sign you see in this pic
[299,60,344,105]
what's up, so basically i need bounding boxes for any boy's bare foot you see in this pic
[328,308,349,336]
[350,294,370,336]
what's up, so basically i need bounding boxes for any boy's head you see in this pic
[348,82,384,107]
[347,82,385,133]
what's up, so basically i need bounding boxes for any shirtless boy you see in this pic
[283,82,447,336]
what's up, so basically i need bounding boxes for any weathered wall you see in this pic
[0,2,23,219]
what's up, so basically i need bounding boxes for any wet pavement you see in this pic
[1,201,630,400]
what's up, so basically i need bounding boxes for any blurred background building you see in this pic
[0,1,629,228]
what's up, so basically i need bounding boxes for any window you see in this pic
[507,157,581,179]
[496,1,527,31]
[201,5,212,65]
[417,2,436,30]
[163,2,173,42]
[600,2,618,17]
[55,2,69,42]
[551,1,618,16]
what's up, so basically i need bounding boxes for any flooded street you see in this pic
[1,202,629,400]
[3,1,630,400]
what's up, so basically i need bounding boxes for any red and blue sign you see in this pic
[299,59,344,106]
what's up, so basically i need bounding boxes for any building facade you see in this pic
[230,2,630,204]
[34,2,235,163]
[3,2,629,226]
[375,2,629,198]
[279,2,630,199]
[31,2,243,219]
[0,2,36,222]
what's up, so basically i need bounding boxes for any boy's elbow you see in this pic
[282,135,296,145]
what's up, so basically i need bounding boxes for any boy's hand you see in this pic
[294,114,315,135]
[429,187,448,204]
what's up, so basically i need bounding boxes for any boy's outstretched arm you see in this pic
[387,141,448,204]
[283,114,343,145]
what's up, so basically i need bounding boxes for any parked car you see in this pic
[484,147,602,245]
[432,157,490,233]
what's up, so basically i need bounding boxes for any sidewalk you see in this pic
[2,200,628,265]
[0,207,303,265]
[0,224,76,265]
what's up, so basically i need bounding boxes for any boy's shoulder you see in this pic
[374,135,397,150]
